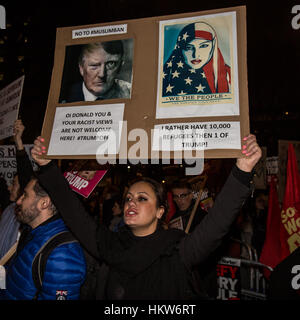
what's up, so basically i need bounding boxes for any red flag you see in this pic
[279,143,300,260]
[165,191,176,224]
[259,178,282,277]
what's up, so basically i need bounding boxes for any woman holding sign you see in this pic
[31,134,261,299]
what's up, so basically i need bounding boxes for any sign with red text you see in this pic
[216,256,241,300]
[64,169,107,198]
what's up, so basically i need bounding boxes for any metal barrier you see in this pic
[216,238,273,300]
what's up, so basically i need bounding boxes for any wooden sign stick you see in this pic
[185,189,204,234]
[0,241,18,266]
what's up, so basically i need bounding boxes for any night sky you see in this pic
[0,0,299,156]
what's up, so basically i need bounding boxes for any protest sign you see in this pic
[0,144,38,185]
[266,156,278,184]
[47,104,124,156]
[42,6,248,160]
[64,169,107,198]
[216,256,241,300]
[0,76,24,140]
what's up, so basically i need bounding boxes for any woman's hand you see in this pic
[236,134,262,172]
[31,136,51,166]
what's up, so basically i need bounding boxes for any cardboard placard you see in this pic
[64,169,107,198]
[0,76,24,140]
[42,6,249,160]
[0,144,38,186]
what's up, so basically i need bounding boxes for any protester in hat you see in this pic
[31,134,261,299]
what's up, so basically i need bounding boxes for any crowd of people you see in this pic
[0,119,289,300]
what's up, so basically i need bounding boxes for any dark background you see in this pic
[0,0,299,156]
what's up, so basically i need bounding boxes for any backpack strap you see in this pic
[32,231,78,300]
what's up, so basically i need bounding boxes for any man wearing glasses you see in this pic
[169,180,217,299]
[169,180,207,232]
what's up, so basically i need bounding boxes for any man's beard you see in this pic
[15,202,40,225]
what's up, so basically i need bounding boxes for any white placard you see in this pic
[48,104,125,155]
[0,76,24,140]
[152,121,241,151]
[0,144,38,186]
[72,24,127,39]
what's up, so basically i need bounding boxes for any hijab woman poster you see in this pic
[156,11,239,119]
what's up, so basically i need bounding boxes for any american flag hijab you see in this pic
[162,22,231,97]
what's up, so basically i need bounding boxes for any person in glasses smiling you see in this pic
[31,134,261,300]
[169,180,207,232]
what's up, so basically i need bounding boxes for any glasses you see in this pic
[173,192,191,200]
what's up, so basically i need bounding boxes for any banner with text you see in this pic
[216,256,241,300]
[0,144,38,185]
[0,76,24,140]
[64,169,107,198]
[42,6,248,159]
[47,104,125,156]
[152,121,241,151]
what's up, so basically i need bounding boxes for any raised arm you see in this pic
[14,119,34,191]
[179,134,262,268]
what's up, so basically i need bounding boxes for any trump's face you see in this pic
[79,45,122,97]
[182,38,214,70]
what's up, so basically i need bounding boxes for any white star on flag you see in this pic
[167,61,172,68]
[172,70,180,78]
[196,83,205,92]
[182,32,189,41]
[162,72,166,79]
[189,68,196,74]
[201,72,206,78]
[166,84,174,93]
[184,77,192,85]
[177,61,184,68]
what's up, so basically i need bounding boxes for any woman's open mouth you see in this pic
[125,209,138,217]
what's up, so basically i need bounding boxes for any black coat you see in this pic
[38,163,252,300]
